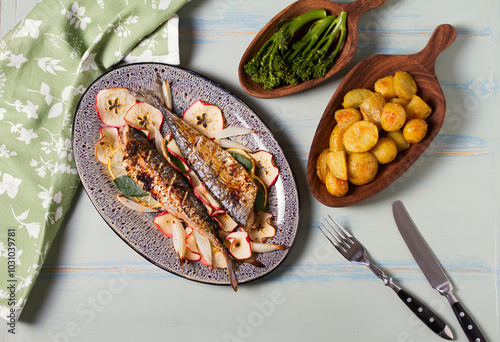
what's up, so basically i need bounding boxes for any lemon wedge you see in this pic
[107,145,127,178]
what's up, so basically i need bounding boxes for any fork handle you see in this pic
[396,288,453,340]
[368,263,453,339]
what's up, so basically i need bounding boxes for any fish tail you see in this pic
[226,254,239,292]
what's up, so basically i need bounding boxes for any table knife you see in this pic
[392,200,487,342]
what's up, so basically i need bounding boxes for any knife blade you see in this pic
[392,200,487,342]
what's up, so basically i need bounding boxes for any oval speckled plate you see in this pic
[73,63,299,288]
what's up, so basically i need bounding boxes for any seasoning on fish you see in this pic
[131,79,258,231]
[120,125,239,291]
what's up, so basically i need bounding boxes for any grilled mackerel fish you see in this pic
[165,112,257,230]
[132,81,258,231]
[120,125,239,291]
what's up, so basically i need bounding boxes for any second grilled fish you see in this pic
[165,112,257,230]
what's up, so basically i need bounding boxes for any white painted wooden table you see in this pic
[1,0,499,341]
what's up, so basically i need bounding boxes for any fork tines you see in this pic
[318,215,355,252]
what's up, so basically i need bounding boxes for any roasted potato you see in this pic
[394,71,417,100]
[334,108,362,130]
[342,88,373,109]
[343,121,379,153]
[316,148,330,183]
[386,130,410,152]
[381,102,406,132]
[320,70,432,196]
[374,76,396,100]
[405,95,432,120]
[388,97,410,106]
[329,125,346,152]
[359,92,385,130]
[327,150,348,181]
[325,172,349,197]
[370,136,398,164]
[347,152,379,185]
[403,119,428,143]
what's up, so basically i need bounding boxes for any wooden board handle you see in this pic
[411,24,457,74]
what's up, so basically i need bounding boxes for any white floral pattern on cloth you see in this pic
[0,0,187,322]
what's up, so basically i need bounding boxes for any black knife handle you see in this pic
[397,288,449,336]
[451,301,487,342]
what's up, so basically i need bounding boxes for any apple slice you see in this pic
[200,245,228,269]
[251,241,289,253]
[248,211,275,243]
[162,135,190,174]
[217,228,231,241]
[153,211,176,237]
[95,127,119,164]
[214,213,238,233]
[171,216,187,267]
[193,231,212,268]
[95,88,137,127]
[226,231,252,260]
[184,227,201,262]
[211,247,228,268]
[183,100,224,139]
[250,150,279,187]
[124,102,163,140]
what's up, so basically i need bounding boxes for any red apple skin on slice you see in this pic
[250,150,279,187]
[95,88,137,127]
[183,100,224,139]
[226,231,252,260]
[124,102,163,140]
[153,211,176,237]
[95,126,119,164]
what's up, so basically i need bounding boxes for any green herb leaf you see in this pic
[167,150,188,174]
[253,177,267,212]
[113,176,149,197]
[230,152,254,172]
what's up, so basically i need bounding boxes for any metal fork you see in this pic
[319,215,453,340]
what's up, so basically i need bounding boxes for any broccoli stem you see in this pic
[285,16,336,63]
[320,11,347,70]
[290,11,347,82]
[275,8,328,47]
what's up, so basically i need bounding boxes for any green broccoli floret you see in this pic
[244,9,328,89]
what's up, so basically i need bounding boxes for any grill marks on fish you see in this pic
[120,125,238,291]
[165,112,258,230]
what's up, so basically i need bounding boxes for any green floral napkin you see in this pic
[0,0,188,321]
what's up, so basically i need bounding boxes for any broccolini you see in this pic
[244,10,348,89]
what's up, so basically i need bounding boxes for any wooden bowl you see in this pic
[307,24,457,207]
[238,0,386,99]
